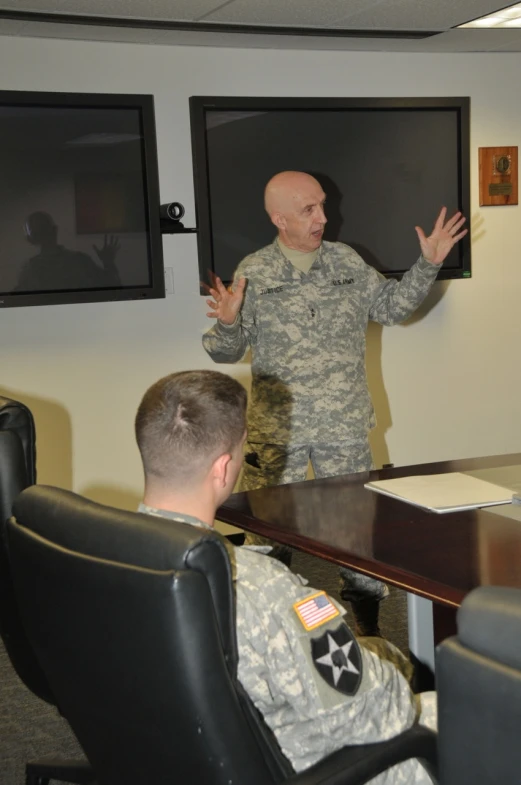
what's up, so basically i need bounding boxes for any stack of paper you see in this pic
[364,472,513,514]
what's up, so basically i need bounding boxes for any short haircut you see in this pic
[135,370,247,486]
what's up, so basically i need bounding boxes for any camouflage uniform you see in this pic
[203,239,441,606]
[202,239,440,447]
[139,504,437,784]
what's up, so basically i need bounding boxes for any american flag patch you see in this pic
[293,591,340,631]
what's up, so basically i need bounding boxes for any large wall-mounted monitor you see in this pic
[190,96,470,287]
[0,90,164,308]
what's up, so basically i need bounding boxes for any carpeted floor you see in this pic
[291,549,409,654]
[0,640,85,785]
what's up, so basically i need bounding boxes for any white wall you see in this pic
[0,34,520,510]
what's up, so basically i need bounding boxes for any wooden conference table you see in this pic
[218,452,521,644]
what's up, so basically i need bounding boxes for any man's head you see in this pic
[264,171,327,252]
[24,211,58,248]
[135,370,247,506]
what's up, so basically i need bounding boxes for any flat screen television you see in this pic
[0,90,164,308]
[190,96,471,288]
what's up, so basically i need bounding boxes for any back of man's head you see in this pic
[135,370,247,491]
[24,211,57,247]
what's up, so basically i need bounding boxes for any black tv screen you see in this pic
[0,90,164,308]
[190,96,470,287]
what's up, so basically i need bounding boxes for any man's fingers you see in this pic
[448,215,466,235]
[433,206,447,232]
[215,276,228,295]
[200,280,215,295]
[443,211,463,232]
[206,312,218,318]
[452,228,468,243]
[207,271,226,293]
[414,226,426,244]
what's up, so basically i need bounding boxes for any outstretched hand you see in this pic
[415,207,467,265]
[93,235,121,267]
[203,273,247,325]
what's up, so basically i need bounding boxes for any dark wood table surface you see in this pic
[218,453,521,610]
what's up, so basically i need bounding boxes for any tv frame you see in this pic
[0,89,165,309]
[190,95,471,288]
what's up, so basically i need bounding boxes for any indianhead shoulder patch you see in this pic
[311,622,363,696]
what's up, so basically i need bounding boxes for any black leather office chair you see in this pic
[7,485,437,785]
[0,396,93,785]
[437,585,521,785]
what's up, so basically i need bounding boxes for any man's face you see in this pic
[278,182,327,252]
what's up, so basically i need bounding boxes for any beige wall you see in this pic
[0,35,520,511]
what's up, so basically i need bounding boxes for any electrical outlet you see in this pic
[164,266,174,295]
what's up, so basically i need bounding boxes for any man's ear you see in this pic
[270,211,286,231]
[212,452,232,489]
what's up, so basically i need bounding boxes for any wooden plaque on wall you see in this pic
[479,146,518,206]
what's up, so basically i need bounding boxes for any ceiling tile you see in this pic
[331,0,521,31]
[5,0,228,22]
[13,18,175,43]
[198,0,377,27]
[0,0,67,9]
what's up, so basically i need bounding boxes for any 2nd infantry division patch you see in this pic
[293,591,340,631]
[311,623,363,696]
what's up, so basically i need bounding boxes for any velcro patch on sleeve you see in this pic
[293,591,340,631]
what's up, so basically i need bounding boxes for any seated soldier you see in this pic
[135,369,436,784]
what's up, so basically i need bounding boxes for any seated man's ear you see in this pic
[212,452,232,489]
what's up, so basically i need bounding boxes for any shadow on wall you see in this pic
[367,277,451,468]
[80,483,141,512]
[366,322,391,469]
[0,387,72,489]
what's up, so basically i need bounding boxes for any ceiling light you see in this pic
[460,3,521,27]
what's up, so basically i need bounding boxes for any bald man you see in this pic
[202,171,467,634]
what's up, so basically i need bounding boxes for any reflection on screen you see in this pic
[0,106,152,295]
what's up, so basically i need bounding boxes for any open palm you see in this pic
[415,207,467,265]
[204,273,247,325]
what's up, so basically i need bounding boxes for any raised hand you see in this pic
[415,207,467,265]
[204,273,247,325]
[93,235,121,267]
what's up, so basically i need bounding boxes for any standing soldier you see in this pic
[202,170,467,635]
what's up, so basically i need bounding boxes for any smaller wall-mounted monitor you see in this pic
[190,96,471,288]
[0,90,164,308]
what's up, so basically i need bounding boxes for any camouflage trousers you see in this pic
[240,440,389,604]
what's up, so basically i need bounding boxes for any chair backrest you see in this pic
[436,586,521,785]
[7,485,293,785]
[0,397,54,703]
[0,396,36,524]
[0,396,36,491]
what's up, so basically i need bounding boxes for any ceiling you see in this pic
[1,0,521,53]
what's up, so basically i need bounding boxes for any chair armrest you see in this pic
[285,725,437,785]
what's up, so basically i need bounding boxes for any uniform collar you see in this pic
[270,237,324,278]
[138,502,213,530]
